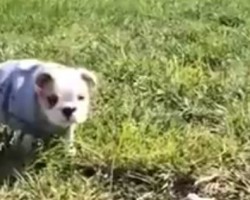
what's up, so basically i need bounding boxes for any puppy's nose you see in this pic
[62,107,76,119]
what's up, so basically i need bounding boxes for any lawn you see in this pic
[0,0,250,199]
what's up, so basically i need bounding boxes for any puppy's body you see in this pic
[0,59,97,155]
[0,59,63,138]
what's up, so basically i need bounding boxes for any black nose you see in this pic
[62,107,76,119]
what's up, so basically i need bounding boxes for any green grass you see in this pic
[1,0,250,199]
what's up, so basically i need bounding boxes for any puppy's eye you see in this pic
[78,95,85,100]
[47,94,58,108]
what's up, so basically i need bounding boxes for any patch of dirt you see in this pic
[73,164,250,200]
[74,164,196,200]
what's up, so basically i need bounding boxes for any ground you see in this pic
[0,0,250,199]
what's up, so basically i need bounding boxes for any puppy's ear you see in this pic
[79,68,97,89]
[35,72,54,94]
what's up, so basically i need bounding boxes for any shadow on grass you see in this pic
[0,128,45,186]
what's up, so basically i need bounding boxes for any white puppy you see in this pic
[0,59,97,155]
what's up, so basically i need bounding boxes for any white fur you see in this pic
[40,67,91,127]
[35,61,97,155]
[0,58,97,157]
[26,60,97,155]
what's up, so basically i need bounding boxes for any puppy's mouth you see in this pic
[64,118,75,123]
[57,119,74,128]
[61,116,76,125]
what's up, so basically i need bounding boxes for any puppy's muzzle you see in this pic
[62,107,76,119]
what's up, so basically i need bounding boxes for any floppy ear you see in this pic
[79,68,97,89]
[35,72,54,94]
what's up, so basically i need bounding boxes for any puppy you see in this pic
[0,59,97,156]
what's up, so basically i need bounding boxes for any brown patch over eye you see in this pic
[47,94,58,108]
[78,95,85,100]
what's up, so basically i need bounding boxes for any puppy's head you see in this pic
[35,66,97,128]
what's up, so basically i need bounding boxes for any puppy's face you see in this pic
[35,66,97,128]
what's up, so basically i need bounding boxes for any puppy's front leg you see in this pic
[64,124,77,156]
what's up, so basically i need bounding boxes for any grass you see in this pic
[1,0,250,199]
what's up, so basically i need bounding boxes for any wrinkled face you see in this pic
[35,67,96,128]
